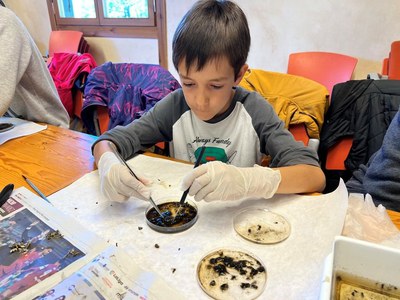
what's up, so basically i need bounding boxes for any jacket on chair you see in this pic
[319,79,400,172]
[82,62,181,135]
[48,52,97,117]
[239,69,329,139]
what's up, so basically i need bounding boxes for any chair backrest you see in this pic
[48,30,83,57]
[287,51,358,98]
[388,41,400,79]
[79,38,90,54]
[382,57,389,76]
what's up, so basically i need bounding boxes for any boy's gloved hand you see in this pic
[98,152,152,202]
[180,161,281,202]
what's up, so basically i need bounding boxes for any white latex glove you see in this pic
[98,152,152,202]
[180,161,281,202]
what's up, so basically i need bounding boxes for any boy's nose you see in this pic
[195,91,209,108]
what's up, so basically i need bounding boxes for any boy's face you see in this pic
[178,56,247,121]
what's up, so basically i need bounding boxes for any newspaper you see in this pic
[0,187,183,300]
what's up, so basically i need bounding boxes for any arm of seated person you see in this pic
[275,164,326,194]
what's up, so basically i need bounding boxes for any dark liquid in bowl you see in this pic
[146,202,197,228]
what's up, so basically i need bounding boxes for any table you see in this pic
[1,125,399,230]
[0,124,97,196]
[131,154,400,230]
[50,154,350,299]
[388,210,400,229]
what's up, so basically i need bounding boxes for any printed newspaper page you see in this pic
[0,187,183,300]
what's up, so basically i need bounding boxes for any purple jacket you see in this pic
[82,62,181,135]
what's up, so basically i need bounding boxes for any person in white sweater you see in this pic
[0,7,69,128]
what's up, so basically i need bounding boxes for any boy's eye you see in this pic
[183,83,194,88]
[211,85,223,89]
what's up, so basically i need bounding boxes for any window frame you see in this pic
[46,0,167,68]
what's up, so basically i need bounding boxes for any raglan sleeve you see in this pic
[250,97,320,168]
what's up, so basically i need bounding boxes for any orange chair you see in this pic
[48,30,83,57]
[287,51,358,99]
[287,51,358,171]
[47,31,93,130]
[326,43,400,171]
[325,41,396,174]
[94,106,167,153]
[288,123,310,146]
[382,57,389,76]
[78,38,90,54]
[388,41,400,80]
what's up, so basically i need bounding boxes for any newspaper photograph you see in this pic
[0,209,84,299]
[0,187,183,300]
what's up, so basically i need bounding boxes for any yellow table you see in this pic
[0,125,97,196]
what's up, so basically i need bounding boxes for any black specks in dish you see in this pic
[233,208,291,244]
[145,200,198,233]
[197,248,267,300]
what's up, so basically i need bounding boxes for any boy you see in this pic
[93,0,326,203]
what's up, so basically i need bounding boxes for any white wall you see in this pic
[3,0,51,54]
[5,0,400,81]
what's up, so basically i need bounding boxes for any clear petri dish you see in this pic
[233,208,291,244]
[145,198,198,233]
[197,248,267,300]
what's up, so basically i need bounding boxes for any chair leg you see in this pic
[93,109,102,136]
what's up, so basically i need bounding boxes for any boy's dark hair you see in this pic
[172,0,250,79]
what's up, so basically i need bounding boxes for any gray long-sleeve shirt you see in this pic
[0,7,69,128]
[96,86,320,168]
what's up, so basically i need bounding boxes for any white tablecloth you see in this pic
[50,154,348,299]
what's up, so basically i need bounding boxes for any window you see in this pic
[46,0,167,68]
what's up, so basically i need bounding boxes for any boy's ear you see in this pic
[234,64,249,85]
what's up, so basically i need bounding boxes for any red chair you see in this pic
[288,123,310,146]
[287,51,358,99]
[287,51,358,171]
[94,106,167,153]
[382,57,389,76]
[47,31,93,130]
[48,30,83,57]
[388,41,400,79]
[326,44,400,171]
[78,38,90,54]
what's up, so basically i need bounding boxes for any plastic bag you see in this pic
[342,193,400,247]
